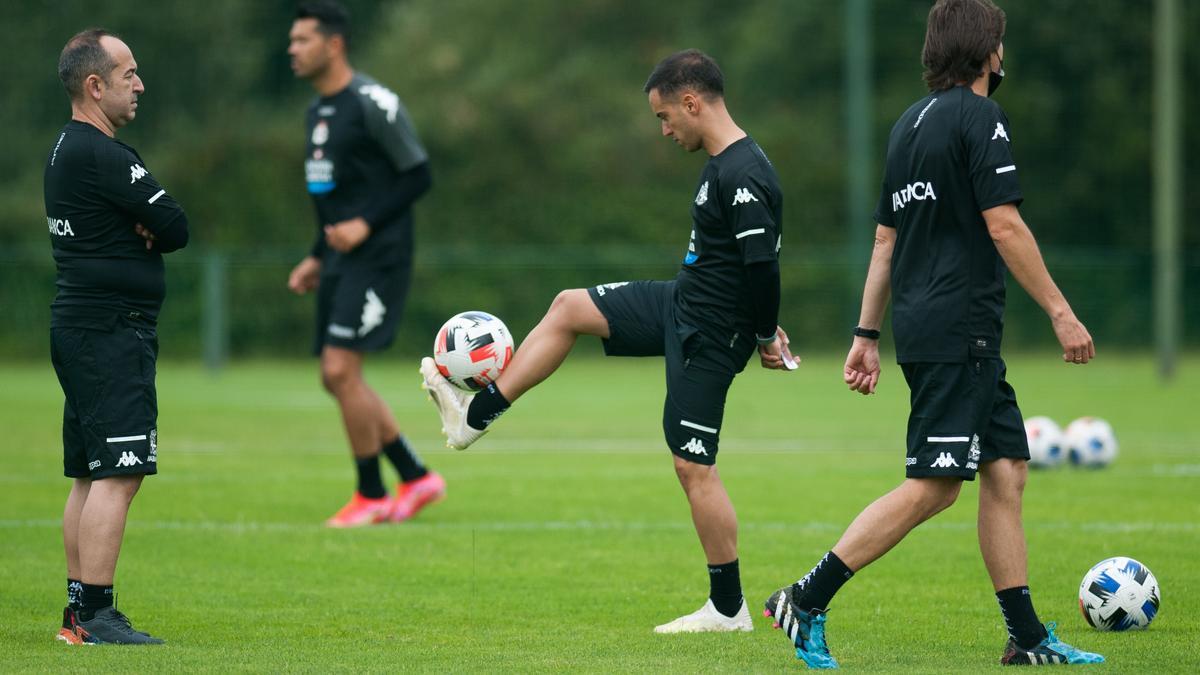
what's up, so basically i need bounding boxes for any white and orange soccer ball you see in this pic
[432,311,514,392]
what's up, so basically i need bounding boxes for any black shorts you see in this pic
[586,281,756,465]
[313,264,410,355]
[900,358,1030,481]
[50,312,159,480]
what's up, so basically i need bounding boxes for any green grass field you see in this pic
[1,353,1197,672]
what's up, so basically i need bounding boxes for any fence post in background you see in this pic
[201,250,230,372]
[1153,0,1182,381]
[844,0,873,321]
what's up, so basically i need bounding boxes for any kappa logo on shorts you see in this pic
[358,288,386,336]
[115,451,143,468]
[930,452,959,469]
[680,438,709,456]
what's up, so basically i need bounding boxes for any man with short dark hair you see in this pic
[763,0,1103,668]
[420,48,795,633]
[45,28,189,645]
[287,0,445,527]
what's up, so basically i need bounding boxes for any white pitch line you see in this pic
[0,518,1195,535]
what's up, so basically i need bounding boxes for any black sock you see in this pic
[997,586,1048,649]
[382,435,428,483]
[708,559,744,617]
[792,551,854,612]
[78,583,113,621]
[355,455,387,499]
[67,578,82,610]
[466,383,510,431]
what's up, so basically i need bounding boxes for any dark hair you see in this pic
[296,0,352,49]
[58,28,117,101]
[643,49,724,99]
[922,0,1006,91]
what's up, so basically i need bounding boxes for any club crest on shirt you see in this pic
[695,181,709,206]
[312,120,329,146]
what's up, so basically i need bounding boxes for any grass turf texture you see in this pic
[1,354,1197,672]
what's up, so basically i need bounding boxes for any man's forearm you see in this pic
[857,229,893,330]
[991,218,1070,320]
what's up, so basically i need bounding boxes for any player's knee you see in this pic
[982,458,1027,499]
[911,477,962,517]
[320,357,358,394]
[546,289,585,325]
[672,454,715,488]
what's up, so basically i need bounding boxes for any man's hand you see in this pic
[758,326,799,371]
[134,223,156,250]
[288,256,322,295]
[324,217,371,253]
[844,336,881,395]
[1051,311,1095,365]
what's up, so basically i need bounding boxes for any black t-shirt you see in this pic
[304,73,428,273]
[675,136,783,335]
[43,120,189,323]
[874,85,1023,363]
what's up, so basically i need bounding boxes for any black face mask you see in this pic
[988,59,1005,97]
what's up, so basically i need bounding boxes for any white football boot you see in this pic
[420,357,487,450]
[653,598,754,634]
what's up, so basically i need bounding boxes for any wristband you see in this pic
[853,326,881,340]
[756,333,778,346]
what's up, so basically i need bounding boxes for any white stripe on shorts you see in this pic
[106,434,148,443]
[927,436,970,443]
[735,228,766,239]
[680,420,718,434]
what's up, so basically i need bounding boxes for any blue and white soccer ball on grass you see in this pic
[432,311,514,392]
[1064,416,1118,467]
[1023,416,1065,468]
[1078,557,1160,631]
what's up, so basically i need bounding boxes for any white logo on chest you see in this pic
[312,119,329,146]
[695,181,709,205]
[891,181,937,212]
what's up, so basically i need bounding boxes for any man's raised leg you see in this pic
[421,289,609,449]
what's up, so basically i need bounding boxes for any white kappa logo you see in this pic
[930,452,960,469]
[731,187,758,205]
[680,438,709,456]
[115,451,143,468]
[594,282,629,297]
[358,288,387,337]
[695,181,709,205]
[129,164,147,184]
[991,122,1009,142]
[359,84,400,123]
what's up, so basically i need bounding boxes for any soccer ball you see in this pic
[1024,416,1064,468]
[432,311,514,392]
[1064,417,1118,467]
[1078,557,1160,631]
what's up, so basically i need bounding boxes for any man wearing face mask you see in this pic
[762,0,1102,668]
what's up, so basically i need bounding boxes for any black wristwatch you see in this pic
[853,326,881,340]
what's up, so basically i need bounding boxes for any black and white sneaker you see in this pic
[1000,622,1104,666]
[77,606,164,645]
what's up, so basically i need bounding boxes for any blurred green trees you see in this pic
[1,1,1195,357]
